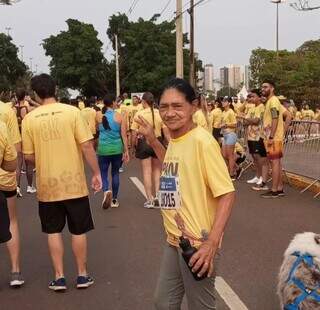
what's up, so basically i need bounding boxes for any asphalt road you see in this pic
[0,160,319,310]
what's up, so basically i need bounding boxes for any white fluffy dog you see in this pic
[278,232,320,310]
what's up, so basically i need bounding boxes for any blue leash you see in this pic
[284,251,320,310]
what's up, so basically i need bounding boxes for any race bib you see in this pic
[159,176,181,210]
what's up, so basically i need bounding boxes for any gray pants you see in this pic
[154,244,219,310]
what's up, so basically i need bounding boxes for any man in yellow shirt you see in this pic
[81,98,97,136]
[301,104,315,121]
[22,74,102,291]
[135,78,235,309]
[0,100,24,287]
[0,122,17,248]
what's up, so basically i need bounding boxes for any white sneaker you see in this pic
[16,187,23,198]
[102,191,112,210]
[111,199,119,208]
[256,177,263,186]
[247,176,259,184]
[27,186,37,194]
[144,200,155,209]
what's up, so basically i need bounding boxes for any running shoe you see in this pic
[144,200,155,209]
[256,177,263,186]
[153,197,160,208]
[20,169,26,175]
[10,272,25,288]
[252,183,269,191]
[111,199,120,208]
[16,187,23,198]
[247,176,259,184]
[230,175,236,182]
[49,277,66,292]
[236,167,243,180]
[261,191,278,199]
[27,186,37,194]
[102,191,112,210]
[76,276,94,289]
[119,167,124,173]
[277,190,285,197]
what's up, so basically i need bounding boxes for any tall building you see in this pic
[204,64,214,92]
[244,65,251,90]
[220,67,229,88]
[228,64,241,89]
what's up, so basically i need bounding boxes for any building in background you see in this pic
[228,64,241,90]
[204,64,214,92]
[244,65,251,90]
[220,67,229,88]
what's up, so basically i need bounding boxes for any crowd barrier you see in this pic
[235,120,320,198]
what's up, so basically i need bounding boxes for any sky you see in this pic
[1,0,319,80]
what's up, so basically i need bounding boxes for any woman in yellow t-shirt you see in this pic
[221,97,237,180]
[131,92,169,208]
[192,94,211,132]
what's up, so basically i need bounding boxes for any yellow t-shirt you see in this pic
[81,107,97,135]
[193,110,210,132]
[234,102,243,115]
[78,101,85,110]
[127,104,143,129]
[234,142,245,155]
[0,102,21,191]
[131,107,164,138]
[263,96,284,141]
[247,103,265,141]
[314,112,320,122]
[160,127,235,247]
[301,109,315,121]
[295,111,302,121]
[22,103,93,202]
[221,109,237,134]
[211,108,222,129]
[0,121,17,166]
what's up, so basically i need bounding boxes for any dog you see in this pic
[278,232,320,310]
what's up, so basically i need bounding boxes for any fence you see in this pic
[236,120,320,198]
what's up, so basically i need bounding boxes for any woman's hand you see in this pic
[135,116,157,145]
[122,150,130,164]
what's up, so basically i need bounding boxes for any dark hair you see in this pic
[250,89,262,97]
[16,89,26,102]
[85,96,96,108]
[102,94,116,130]
[160,78,196,104]
[262,80,276,88]
[70,99,78,107]
[60,97,70,104]
[31,74,56,99]
[142,92,155,128]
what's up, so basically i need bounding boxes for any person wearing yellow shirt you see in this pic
[211,101,223,143]
[0,99,25,287]
[0,121,17,248]
[22,74,102,291]
[78,97,85,110]
[301,105,315,121]
[134,78,235,310]
[314,107,320,122]
[261,80,292,199]
[221,97,238,180]
[131,92,169,209]
[127,95,143,150]
[81,98,97,136]
[233,99,243,116]
[192,94,211,132]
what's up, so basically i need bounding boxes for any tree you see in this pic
[106,14,199,96]
[43,19,112,97]
[0,33,27,92]
[217,86,237,98]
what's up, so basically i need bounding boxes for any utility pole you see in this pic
[271,0,285,59]
[176,0,184,78]
[29,57,33,72]
[19,45,24,61]
[115,34,120,98]
[188,0,195,87]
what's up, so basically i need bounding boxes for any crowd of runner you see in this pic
[0,74,319,309]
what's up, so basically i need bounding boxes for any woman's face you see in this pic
[159,88,196,132]
[222,100,229,109]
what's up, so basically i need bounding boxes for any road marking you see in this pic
[131,176,249,310]
[216,276,248,310]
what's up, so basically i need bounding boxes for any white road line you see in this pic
[130,176,249,310]
[216,276,248,310]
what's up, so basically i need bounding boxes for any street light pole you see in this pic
[176,0,184,78]
[115,34,120,98]
[271,0,285,58]
[19,45,24,61]
[29,57,33,72]
[188,0,195,87]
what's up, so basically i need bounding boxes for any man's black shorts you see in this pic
[38,196,94,235]
[212,127,222,142]
[248,139,267,157]
[0,192,12,243]
[1,189,17,198]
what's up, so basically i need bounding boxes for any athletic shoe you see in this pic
[49,278,66,292]
[252,183,269,191]
[102,191,112,210]
[144,200,155,209]
[10,272,25,288]
[111,199,120,208]
[247,176,259,184]
[230,175,236,182]
[277,190,285,197]
[76,276,94,289]
[27,186,37,194]
[236,167,243,180]
[261,191,279,199]
[119,167,124,173]
[256,177,263,186]
[21,169,26,175]
[153,197,160,208]
[16,187,23,198]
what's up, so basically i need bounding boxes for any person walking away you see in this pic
[192,94,211,132]
[0,101,24,287]
[131,92,170,209]
[22,74,102,291]
[97,94,129,209]
[81,97,97,145]
[221,97,238,180]
[135,78,235,310]
[211,100,223,144]
[14,89,36,196]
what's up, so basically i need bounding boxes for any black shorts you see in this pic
[236,153,246,165]
[1,189,17,198]
[212,128,222,141]
[248,139,267,157]
[135,137,159,160]
[38,196,94,235]
[0,192,12,243]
